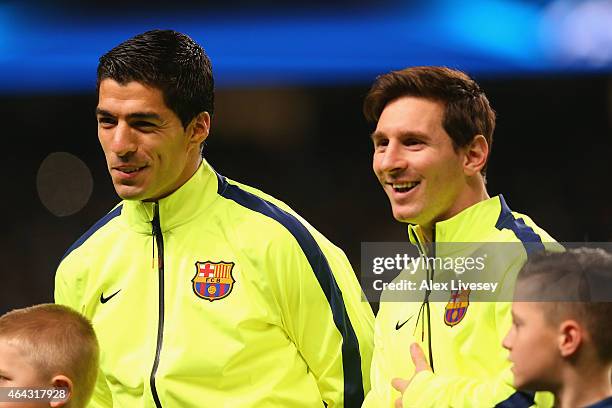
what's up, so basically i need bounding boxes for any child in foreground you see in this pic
[0,304,99,408]
[503,248,612,408]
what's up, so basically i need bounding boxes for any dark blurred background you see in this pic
[1,0,611,315]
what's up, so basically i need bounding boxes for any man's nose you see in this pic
[110,122,138,157]
[380,140,406,174]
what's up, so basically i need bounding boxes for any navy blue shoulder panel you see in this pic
[495,195,544,256]
[494,391,536,408]
[216,173,364,406]
[60,205,123,262]
[494,204,544,406]
[585,396,612,408]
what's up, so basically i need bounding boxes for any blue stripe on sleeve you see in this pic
[495,195,544,256]
[216,173,364,406]
[60,205,123,262]
[494,390,535,407]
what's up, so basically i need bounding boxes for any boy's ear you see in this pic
[558,320,583,358]
[462,134,489,177]
[49,375,72,408]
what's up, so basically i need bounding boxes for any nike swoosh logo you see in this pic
[395,315,414,331]
[100,289,121,304]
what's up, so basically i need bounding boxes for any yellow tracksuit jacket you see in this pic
[56,160,374,408]
[362,195,557,408]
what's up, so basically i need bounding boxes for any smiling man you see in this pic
[55,29,374,407]
[361,67,556,407]
[96,80,206,202]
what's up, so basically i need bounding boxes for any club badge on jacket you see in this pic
[444,289,470,327]
[192,261,236,302]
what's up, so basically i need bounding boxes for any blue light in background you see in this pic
[434,0,543,65]
[0,1,610,94]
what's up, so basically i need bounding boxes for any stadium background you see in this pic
[1,0,611,315]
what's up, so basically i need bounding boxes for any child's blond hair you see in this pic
[0,304,99,407]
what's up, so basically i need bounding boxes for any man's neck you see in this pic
[554,365,612,408]
[415,226,432,244]
[417,184,490,243]
[142,155,203,203]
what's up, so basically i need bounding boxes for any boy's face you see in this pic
[0,340,51,408]
[502,302,561,390]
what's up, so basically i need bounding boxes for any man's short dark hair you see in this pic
[97,29,214,128]
[363,66,496,175]
[517,248,612,362]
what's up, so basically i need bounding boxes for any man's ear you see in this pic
[49,375,72,408]
[463,134,489,176]
[558,320,583,358]
[187,111,211,147]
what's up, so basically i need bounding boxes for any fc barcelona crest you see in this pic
[444,289,470,327]
[192,261,236,302]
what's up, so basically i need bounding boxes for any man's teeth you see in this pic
[123,167,142,173]
[393,182,419,190]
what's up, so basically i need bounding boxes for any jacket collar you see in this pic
[121,160,218,234]
[408,195,505,244]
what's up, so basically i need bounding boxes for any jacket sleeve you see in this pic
[401,369,554,407]
[402,370,552,408]
[270,232,374,407]
[55,257,114,408]
[85,369,114,408]
[362,306,395,408]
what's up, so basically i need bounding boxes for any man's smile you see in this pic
[113,165,149,179]
[388,181,420,193]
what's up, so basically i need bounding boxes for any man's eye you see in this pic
[98,117,116,126]
[374,139,388,148]
[133,121,157,131]
[404,139,422,146]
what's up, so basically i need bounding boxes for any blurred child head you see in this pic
[0,304,99,408]
[502,248,612,391]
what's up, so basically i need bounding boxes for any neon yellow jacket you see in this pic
[55,161,374,408]
[362,195,556,408]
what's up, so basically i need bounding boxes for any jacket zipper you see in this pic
[150,203,165,408]
[410,227,436,372]
[426,228,435,372]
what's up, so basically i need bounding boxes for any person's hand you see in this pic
[391,343,432,408]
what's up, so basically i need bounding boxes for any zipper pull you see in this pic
[151,203,163,270]
[151,203,159,269]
